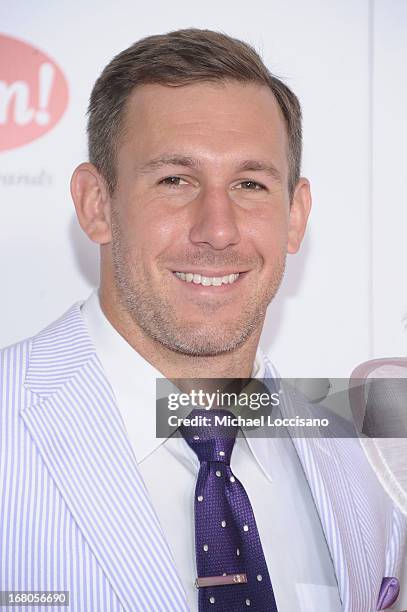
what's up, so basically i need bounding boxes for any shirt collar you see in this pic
[80,289,269,465]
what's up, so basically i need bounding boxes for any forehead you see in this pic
[119,80,288,167]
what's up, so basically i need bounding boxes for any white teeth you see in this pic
[175,272,240,286]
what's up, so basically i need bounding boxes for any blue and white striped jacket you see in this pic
[1,302,406,611]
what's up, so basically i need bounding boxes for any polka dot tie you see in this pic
[180,408,278,611]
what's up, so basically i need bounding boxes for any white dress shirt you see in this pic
[81,290,342,612]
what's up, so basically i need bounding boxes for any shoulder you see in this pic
[260,352,353,435]
[1,335,33,393]
[0,301,90,410]
[0,335,35,436]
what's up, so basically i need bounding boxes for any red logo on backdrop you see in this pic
[0,34,69,151]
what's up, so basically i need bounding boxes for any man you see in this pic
[0,29,405,612]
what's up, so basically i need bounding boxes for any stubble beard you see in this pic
[110,217,286,357]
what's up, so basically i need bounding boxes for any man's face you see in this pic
[107,80,307,356]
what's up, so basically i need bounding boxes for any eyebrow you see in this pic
[138,154,283,182]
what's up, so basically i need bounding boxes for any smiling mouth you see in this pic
[173,271,241,286]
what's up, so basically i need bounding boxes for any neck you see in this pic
[99,287,262,380]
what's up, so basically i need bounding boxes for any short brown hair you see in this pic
[87,28,302,199]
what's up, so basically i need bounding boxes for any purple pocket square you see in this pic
[377,577,400,610]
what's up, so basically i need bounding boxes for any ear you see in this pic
[70,162,112,244]
[287,177,312,254]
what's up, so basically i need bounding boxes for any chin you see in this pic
[156,323,254,357]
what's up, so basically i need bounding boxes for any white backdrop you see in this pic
[1,0,406,377]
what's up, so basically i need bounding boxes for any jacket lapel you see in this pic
[21,303,188,612]
[263,359,389,612]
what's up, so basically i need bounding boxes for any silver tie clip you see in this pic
[195,574,248,588]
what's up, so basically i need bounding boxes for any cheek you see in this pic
[146,213,181,255]
[246,208,290,257]
[125,206,181,270]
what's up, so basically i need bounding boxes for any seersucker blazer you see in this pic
[1,301,406,611]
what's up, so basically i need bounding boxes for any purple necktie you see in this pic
[180,408,278,611]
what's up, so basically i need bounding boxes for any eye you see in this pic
[158,176,188,187]
[234,180,266,191]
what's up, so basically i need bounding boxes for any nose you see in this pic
[189,186,241,250]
